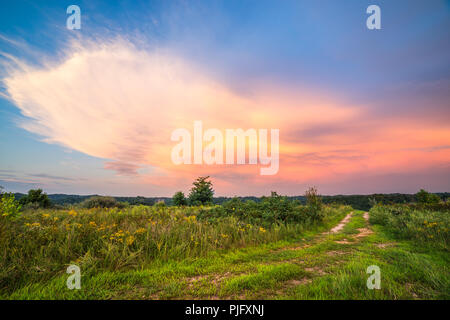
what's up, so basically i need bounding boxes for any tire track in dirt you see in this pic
[327,211,353,234]
[355,212,373,239]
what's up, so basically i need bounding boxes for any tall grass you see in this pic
[369,204,449,249]
[0,204,349,294]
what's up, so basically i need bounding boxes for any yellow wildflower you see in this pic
[68,210,78,217]
[135,228,146,234]
[126,235,135,246]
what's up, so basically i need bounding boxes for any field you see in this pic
[0,200,448,299]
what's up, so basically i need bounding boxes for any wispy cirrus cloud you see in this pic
[28,173,76,181]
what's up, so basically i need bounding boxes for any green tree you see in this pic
[188,176,214,205]
[20,188,52,208]
[415,189,440,204]
[172,191,187,206]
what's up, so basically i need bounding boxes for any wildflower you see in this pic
[135,228,146,234]
[68,210,78,217]
[89,221,97,227]
[114,230,124,237]
[126,235,135,246]
[31,222,41,227]
[42,213,50,219]
[259,227,266,233]
[53,217,59,222]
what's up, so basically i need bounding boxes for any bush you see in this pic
[415,189,441,204]
[0,193,22,219]
[305,187,324,221]
[195,190,334,226]
[408,202,450,212]
[369,204,449,248]
[154,200,166,208]
[80,196,124,209]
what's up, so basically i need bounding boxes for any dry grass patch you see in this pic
[326,250,347,256]
[355,228,374,238]
[335,239,353,244]
[304,266,327,276]
[375,242,396,249]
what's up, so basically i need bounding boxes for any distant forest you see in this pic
[13,192,450,211]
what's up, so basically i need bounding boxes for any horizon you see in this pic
[11,189,450,199]
[1,0,449,196]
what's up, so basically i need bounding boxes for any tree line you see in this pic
[2,178,449,213]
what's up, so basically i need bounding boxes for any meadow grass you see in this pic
[1,205,448,300]
[369,204,449,249]
[0,204,349,297]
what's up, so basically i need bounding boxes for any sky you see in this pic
[0,0,449,197]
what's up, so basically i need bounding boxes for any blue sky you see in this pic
[0,1,449,196]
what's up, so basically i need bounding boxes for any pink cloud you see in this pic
[3,38,450,195]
